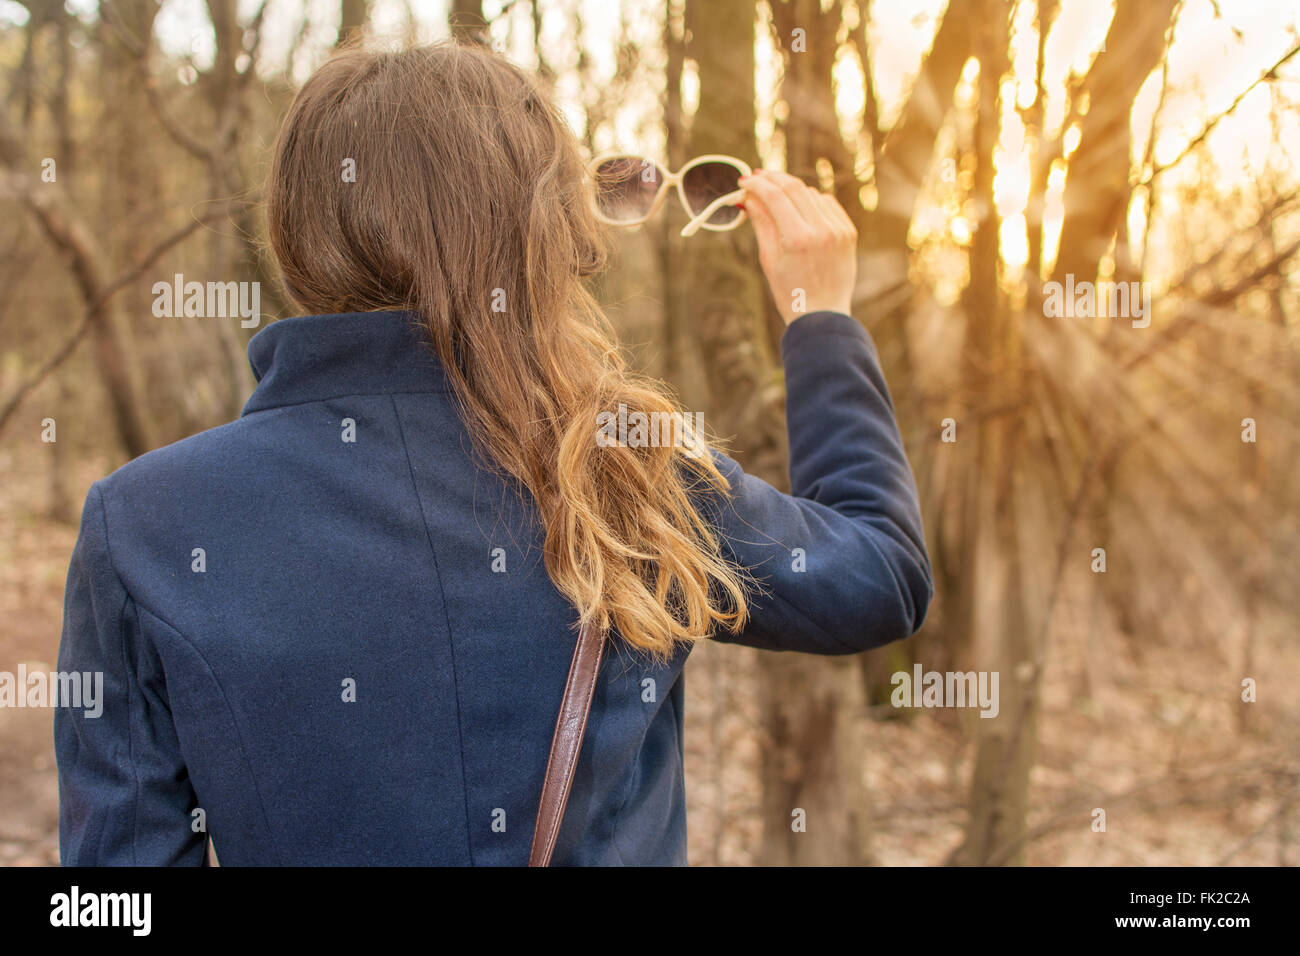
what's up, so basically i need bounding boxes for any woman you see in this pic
[55,42,931,866]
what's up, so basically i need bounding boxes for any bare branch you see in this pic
[140,61,214,161]
[1143,41,1300,185]
[0,173,258,437]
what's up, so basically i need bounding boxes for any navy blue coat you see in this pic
[55,308,931,865]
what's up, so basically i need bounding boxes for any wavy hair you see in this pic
[265,41,750,658]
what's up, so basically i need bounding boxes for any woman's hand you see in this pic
[738,169,858,326]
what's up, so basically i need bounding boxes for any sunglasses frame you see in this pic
[587,152,753,234]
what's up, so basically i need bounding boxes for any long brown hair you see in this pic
[266,42,750,658]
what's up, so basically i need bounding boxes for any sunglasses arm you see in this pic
[680,188,748,238]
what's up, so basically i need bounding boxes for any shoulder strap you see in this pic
[529,621,607,867]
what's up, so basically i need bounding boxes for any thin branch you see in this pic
[985,755,1296,866]
[1216,781,1300,865]
[236,0,271,92]
[0,182,258,435]
[140,62,214,161]
[1123,234,1300,371]
[1142,41,1300,186]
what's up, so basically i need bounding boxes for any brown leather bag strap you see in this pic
[529,621,607,867]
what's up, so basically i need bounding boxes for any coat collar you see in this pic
[242,310,451,416]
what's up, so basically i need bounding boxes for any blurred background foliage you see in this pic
[1,0,1297,865]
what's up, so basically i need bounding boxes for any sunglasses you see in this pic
[587,153,751,238]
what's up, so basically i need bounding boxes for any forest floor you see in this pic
[2,446,1295,866]
[683,563,1300,866]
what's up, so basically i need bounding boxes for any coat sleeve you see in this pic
[705,310,933,654]
[54,480,208,866]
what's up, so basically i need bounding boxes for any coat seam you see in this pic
[241,389,451,418]
[390,393,476,865]
[129,601,284,865]
[90,484,140,865]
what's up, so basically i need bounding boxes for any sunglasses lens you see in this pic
[593,157,664,224]
[682,161,744,226]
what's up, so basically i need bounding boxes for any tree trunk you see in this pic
[337,0,368,46]
[681,0,869,866]
[856,0,977,710]
[449,0,487,43]
[949,1,1042,867]
[1051,0,1178,286]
